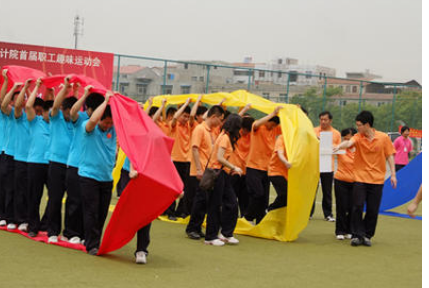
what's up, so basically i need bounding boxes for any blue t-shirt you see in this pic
[47,110,74,164]
[0,112,5,152]
[4,107,16,157]
[123,157,130,172]
[27,116,50,164]
[67,111,90,168]
[78,120,117,182]
[14,111,31,162]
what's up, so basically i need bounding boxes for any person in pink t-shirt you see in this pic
[393,126,413,171]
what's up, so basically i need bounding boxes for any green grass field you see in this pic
[0,189,421,288]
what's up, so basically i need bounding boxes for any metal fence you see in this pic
[112,54,422,133]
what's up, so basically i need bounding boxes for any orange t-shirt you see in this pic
[268,136,289,179]
[229,131,251,175]
[314,126,341,171]
[212,125,221,141]
[189,121,213,176]
[170,121,196,162]
[246,123,280,171]
[351,130,396,184]
[334,148,355,183]
[157,120,171,136]
[208,133,233,173]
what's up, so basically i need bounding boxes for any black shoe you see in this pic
[28,232,37,238]
[362,237,372,247]
[168,215,177,221]
[177,213,188,219]
[187,231,201,240]
[198,231,205,238]
[88,248,99,256]
[351,238,363,246]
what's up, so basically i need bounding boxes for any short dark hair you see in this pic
[319,111,333,120]
[341,127,357,137]
[241,116,255,132]
[62,97,78,110]
[183,106,191,114]
[268,116,280,125]
[224,110,231,121]
[101,105,112,120]
[149,107,158,117]
[43,100,54,112]
[85,93,105,111]
[401,126,410,134]
[166,107,177,117]
[355,110,374,127]
[34,98,44,108]
[207,105,225,118]
[196,106,208,116]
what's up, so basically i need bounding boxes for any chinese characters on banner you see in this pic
[0,41,114,89]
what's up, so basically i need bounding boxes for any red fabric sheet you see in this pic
[0,65,47,91]
[98,94,183,255]
[42,74,108,95]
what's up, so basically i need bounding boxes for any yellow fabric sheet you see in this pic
[143,90,319,241]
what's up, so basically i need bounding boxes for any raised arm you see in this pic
[14,79,32,119]
[189,94,202,127]
[85,91,112,133]
[26,78,43,122]
[253,106,282,131]
[0,69,9,105]
[71,85,92,122]
[144,97,154,114]
[334,138,355,152]
[51,76,72,117]
[203,98,226,120]
[152,98,167,122]
[171,98,191,128]
[1,82,22,115]
[238,103,252,117]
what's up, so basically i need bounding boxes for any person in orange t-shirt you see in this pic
[334,128,357,240]
[244,106,283,224]
[335,111,397,247]
[311,111,341,222]
[150,98,176,136]
[186,105,225,240]
[205,114,243,246]
[230,116,254,217]
[267,135,292,212]
[163,96,201,220]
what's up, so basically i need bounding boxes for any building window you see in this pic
[278,59,282,64]
[234,70,249,76]
[199,76,204,82]
[122,74,128,79]
[352,86,358,93]
[181,86,191,94]
[259,71,265,78]
[278,72,282,78]
[377,102,384,107]
[262,92,270,98]
[340,100,347,106]
[279,93,287,98]
[271,72,274,77]
[191,76,198,81]
[119,83,129,95]
[289,71,298,82]
[305,71,312,79]
[184,63,188,69]
[346,86,351,93]
[161,85,173,94]
[167,73,175,80]
[136,84,147,96]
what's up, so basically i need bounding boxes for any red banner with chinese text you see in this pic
[399,126,422,138]
[0,41,113,89]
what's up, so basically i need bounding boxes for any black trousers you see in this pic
[205,171,238,240]
[27,163,49,234]
[186,177,207,234]
[231,174,248,217]
[395,164,406,172]
[268,176,288,211]
[116,169,129,197]
[184,176,199,218]
[3,155,15,223]
[310,172,334,218]
[64,166,85,239]
[47,161,68,237]
[0,152,6,220]
[334,179,354,235]
[244,168,270,224]
[351,182,384,239]
[80,176,112,252]
[173,161,190,217]
[14,161,28,225]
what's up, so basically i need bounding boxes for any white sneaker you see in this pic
[0,220,6,226]
[81,239,85,245]
[60,236,68,242]
[69,236,81,244]
[135,251,147,264]
[204,239,225,246]
[336,235,345,240]
[7,223,17,230]
[218,234,239,244]
[325,216,336,222]
[48,236,58,243]
[18,223,28,232]
[345,234,353,239]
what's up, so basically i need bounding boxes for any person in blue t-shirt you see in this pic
[78,91,116,255]
[64,84,105,245]
[13,78,34,232]
[0,78,24,230]
[25,78,54,237]
[46,76,78,243]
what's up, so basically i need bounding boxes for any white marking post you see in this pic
[319,131,345,173]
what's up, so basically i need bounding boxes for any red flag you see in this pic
[98,94,183,255]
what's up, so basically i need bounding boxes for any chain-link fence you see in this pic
[112,54,422,133]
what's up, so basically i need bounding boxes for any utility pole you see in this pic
[73,15,84,49]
